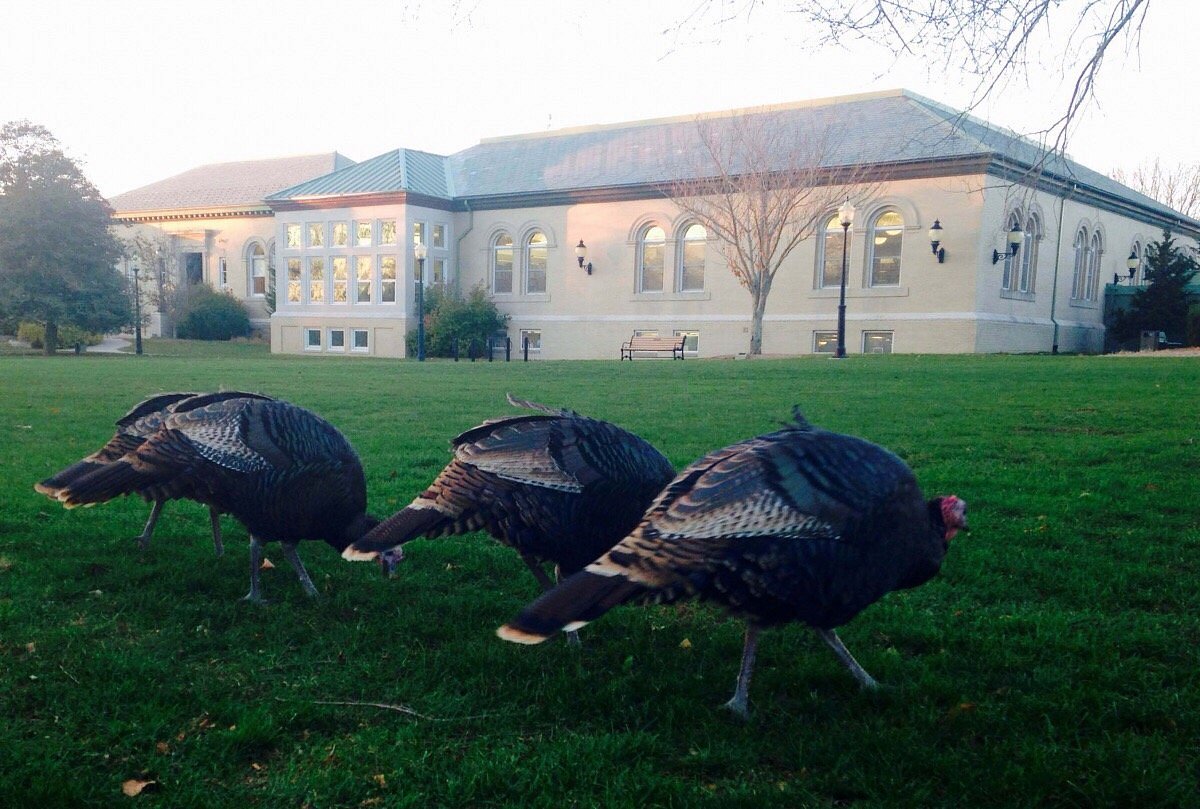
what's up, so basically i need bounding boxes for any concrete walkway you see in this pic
[87,334,133,354]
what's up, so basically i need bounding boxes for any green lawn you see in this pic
[1,350,1197,807]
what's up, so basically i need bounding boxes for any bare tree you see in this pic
[1112,159,1200,221]
[668,112,880,355]
[667,1,1150,154]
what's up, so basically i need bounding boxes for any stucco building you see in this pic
[110,153,353,336]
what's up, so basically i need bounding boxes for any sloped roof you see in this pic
[263,90,1198,232]
[267,148,451,201]
[109,152,355,214]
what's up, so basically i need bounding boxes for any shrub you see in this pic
[405,284,509,358]
[16,322,102,349]
[175,285,251,341]
[1188,303,1200,347]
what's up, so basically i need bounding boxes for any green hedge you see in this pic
[16,322,102,349]
[176,285,251,341]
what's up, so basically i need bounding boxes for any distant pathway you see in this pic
[87,334,132,354]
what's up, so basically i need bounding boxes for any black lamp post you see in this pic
[834,200,855,359]
[414,241,427,361]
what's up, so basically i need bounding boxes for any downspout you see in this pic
[455,199,474,294]
[1048,182,1077,354]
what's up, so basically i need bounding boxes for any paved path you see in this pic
[87,334,133,354]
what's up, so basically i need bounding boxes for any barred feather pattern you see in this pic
[55,398,371,550]
[350,404,675,575]
[503,419,952,640]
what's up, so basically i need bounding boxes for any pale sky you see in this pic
[1,0,1195,198]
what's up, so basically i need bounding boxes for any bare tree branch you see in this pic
[1112,159,1200,220]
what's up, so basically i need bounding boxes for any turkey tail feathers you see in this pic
[341,501,447,561]
[36,459,108,496]
[497,570,643,644]
[55,460,145,508]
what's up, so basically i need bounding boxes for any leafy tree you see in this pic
[406,284,509,358]
[1109,231,1198,345]
[0,121,129,354]
[175,284,251,340]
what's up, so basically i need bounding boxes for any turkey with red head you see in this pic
[47,395,379,603]
[35,390,274,556]
[344,394,675,641]
[498,408,968,716]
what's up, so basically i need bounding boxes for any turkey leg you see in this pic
[815,628,880,690]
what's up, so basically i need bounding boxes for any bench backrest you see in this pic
[626,335,684,350]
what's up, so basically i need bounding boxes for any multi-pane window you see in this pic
[351,329,369,352]
[1071,228,1088,299]
[432,224,445,248]
[673,330,699,355]
[520,329,542,352]
[305,328,321,350]
[1001,212,1021,291]
[868,210,903,286]
[380,256,397,302]
[356,221,372,247]
[813,331,838,354]
[286,224,302,249]
[307,223,324,248]
[819,214,847,288]
[307,258,325,303]
[356,256,372,303]
[286,259,301,303]
[219,257,228,287]
[493,234,514,294]
[332,222,349,248]
[638,225,665,292]
[1085,231,1103,301]
[525,231,548,293]
[250,243,267,296]
[412,222,425,247]
[1018,213,1040,293]
[380,220,397,246]
[328,328,346,351]
[863,331,894,354]
[332,257,348,302]
[432,258,446,286]
[679,224,706,291]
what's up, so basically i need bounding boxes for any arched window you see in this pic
[249,242,268,296]
[818,213,847,289]
[637,225,665,293]
[1071,227,1088,300]
[1129,240,1143,284]
[867,209,903,287]
[525,231,548,294]
[1086,230,1103,301]
[492,233,513,294]
[678,223,706,291]
[1001,211,1022,292]
[1018,213,1041,293]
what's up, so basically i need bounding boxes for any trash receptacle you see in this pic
[1139,330,1161,351]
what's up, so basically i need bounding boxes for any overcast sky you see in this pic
[1,0,1195,198]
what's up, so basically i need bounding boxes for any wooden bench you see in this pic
[620,333,686,360]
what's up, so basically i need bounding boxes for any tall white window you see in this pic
[679,223,706,291]
[525,231,547,294]
[355,221,372,247]
[432,224,445,248]
[380,256,397,303]
[355,256,372,303]
[219,257,228,288]
[331,257,348,303]
[332,222,349,248]
[432,258,446,286]
[308,258,325,303]
[1071,227,1088,300]
[307,223,324,248]
[412,222,425,248]
[1018,213,1041,293]
[867,210,903,287]
[380,220,397,246]
[286,258,301,303]
[285,223,302,249]
[819,214,847,289]
[492,233,513,294]
[250,243,267,296]
[1085,231,1103,301]
[1001,211,1022,292]
[637,225,665,293]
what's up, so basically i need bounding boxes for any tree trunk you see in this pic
[43,322,58,356]
[747,278,772,355]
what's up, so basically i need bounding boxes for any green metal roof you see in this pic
[267,148,451,201]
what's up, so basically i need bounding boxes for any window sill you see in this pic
[629,291,711,302]
[809,286,910,299]
[491,293,551,303]
[1069,299,1100,310]
[1000,290,1036,302]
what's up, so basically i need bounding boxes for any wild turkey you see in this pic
[35,391,273,556]
[47,396,381,603]
[498,409,968,716]
[343,394,675,636]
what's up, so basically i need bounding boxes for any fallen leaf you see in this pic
[260,558,274,570]
[373,774,387,788]
[0,556,12,572]
[250,762,264,772]
[25,642,35,654]
[121,779,156,797]
[155,742,170,755]
[679,638,692,650]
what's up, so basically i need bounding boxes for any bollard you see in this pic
[523,335,529,362]
[452,337,459,362]
[487,337,494,362]
[505,337,511,362]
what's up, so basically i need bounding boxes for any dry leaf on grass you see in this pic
[121,778,156,797]
[260,558,275,570]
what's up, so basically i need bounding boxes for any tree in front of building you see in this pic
[1109,231,1199,346]
[406,283,509,358]
[668,112,878,355]
[0,121,129,354]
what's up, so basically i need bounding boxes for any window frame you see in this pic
[519,328,542,353]
[524,230,548,294]
[1071,227,1088,300]
[355,255,373,303]
[285,258,301,304]
[327,327,346,352]
[351,328,369,353]
[304,327,322,351]
[331,257,349,303]
[285,223,302,250]
[817,214,848,290]
[355,221,373,247]
[380,255,397,303]
[813,331,838,354]
[677,223,706,292]
[673,329,699,356]
[637,224,666,293]
[307,222,325,248]
[866,209,904,288]
[862,330,894,354]
[307,257,326,304]
[249,242,268,297]
[491,233,514,295]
